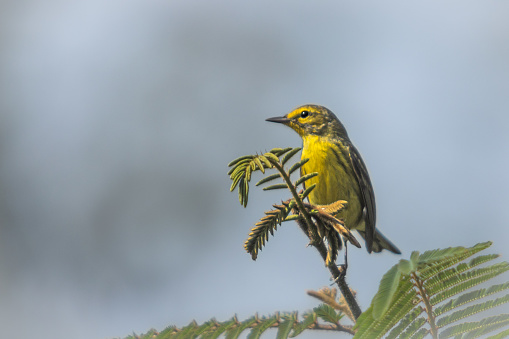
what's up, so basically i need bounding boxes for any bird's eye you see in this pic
[300,110,309,118]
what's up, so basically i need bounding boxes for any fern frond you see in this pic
[244,202,292,260]
[419,242,493,280]
[276,314,296,339]
[270,147,294,157]
[300,183,316,200]
[372,265,403,319]
[248,315,278,339]
[354,242,509,339]
[280,147,302,166]
[263,183,289,191]
[434,282,509,316]
[205,317,238,339]
[289,312,316,337]
[487,327,509,339]
[431,269,509,306]
[294,172,318,187]
[410,328,429,339]
[425,254,501,291]
[419,242,492,265]
[399,317,427,339]
[438,314,509,338]
[436,294,509,328]
[354,278,418,338]
[196,318,219,337]
[255,173,281,186]
[314,304,343,324]
[385,307,424,339]
[288,158,310,175]
[225,316,257,339]
[427,262,509,297]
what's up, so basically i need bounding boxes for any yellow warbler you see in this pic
[266,104,400,254]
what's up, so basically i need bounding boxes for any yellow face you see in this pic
[285,105,326,136]
[266,104,347,139]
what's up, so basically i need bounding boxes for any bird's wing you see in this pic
[347,143,376,253]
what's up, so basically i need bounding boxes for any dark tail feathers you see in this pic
[358,229,401,254]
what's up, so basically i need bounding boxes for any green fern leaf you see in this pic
[300,183,316,200]
[270,147,293,156]
[247,316,278,339]
[262,152,280,163]
[288,158,310,175]
[386,307,424,339]
[244,204,292,260]
[156,325,177,338]
[434,283,509,316]
[294,172,318,187]
[203,317,238,339]
[227,158,252,175]
[438,314,509,338]
[290,312,316,337]
[228,155,254,167]
[257,155,273,169]
[276,314,296,339]
[255,173,281,186]
[280,147,302,166]
[354,278,417,338]
[410,328,429,339]
[426,254,502,292]
[427,262,509,297]
[225,317,257,339]
[398,259,414,275]
[419,242,491,265]
[419,242,493,281]
[436,294,509,328]
[373,265,402,319]
[314,304,342,324]
[195,319,218,337]
[486,327,509,339]
[431,270,509,306]
[263,183,289,191]
[399,317,427,339]
[252,156,266,173]
[230,171,243,192]
[176,320,199,338]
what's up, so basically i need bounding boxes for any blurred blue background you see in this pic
[0,1,508,338]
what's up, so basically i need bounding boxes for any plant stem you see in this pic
[314,238,362,320]
[412,272,438,339]
[270,158,362,320]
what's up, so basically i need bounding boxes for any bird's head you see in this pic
[266,104,349,139]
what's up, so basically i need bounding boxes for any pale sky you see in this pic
[0,1,508,338]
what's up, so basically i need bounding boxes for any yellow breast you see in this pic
[300,135,363,228]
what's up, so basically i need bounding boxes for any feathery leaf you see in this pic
[290,312,316,337]
[280,147,302,166]
[263,183,289,191]
[256,173,281,186]
[372,265,402,319]
[228,155,254,167]
[438,314,509,338]
[276,314,296,339]
[300,183,316,200]
[314,304,342,324]
[288,158,310,175]
[294,172,318,187]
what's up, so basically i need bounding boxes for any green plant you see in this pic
[119,148,509,339]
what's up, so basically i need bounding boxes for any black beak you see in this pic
[266,115,290,124]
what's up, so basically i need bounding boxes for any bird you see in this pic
[266,104,400,254]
